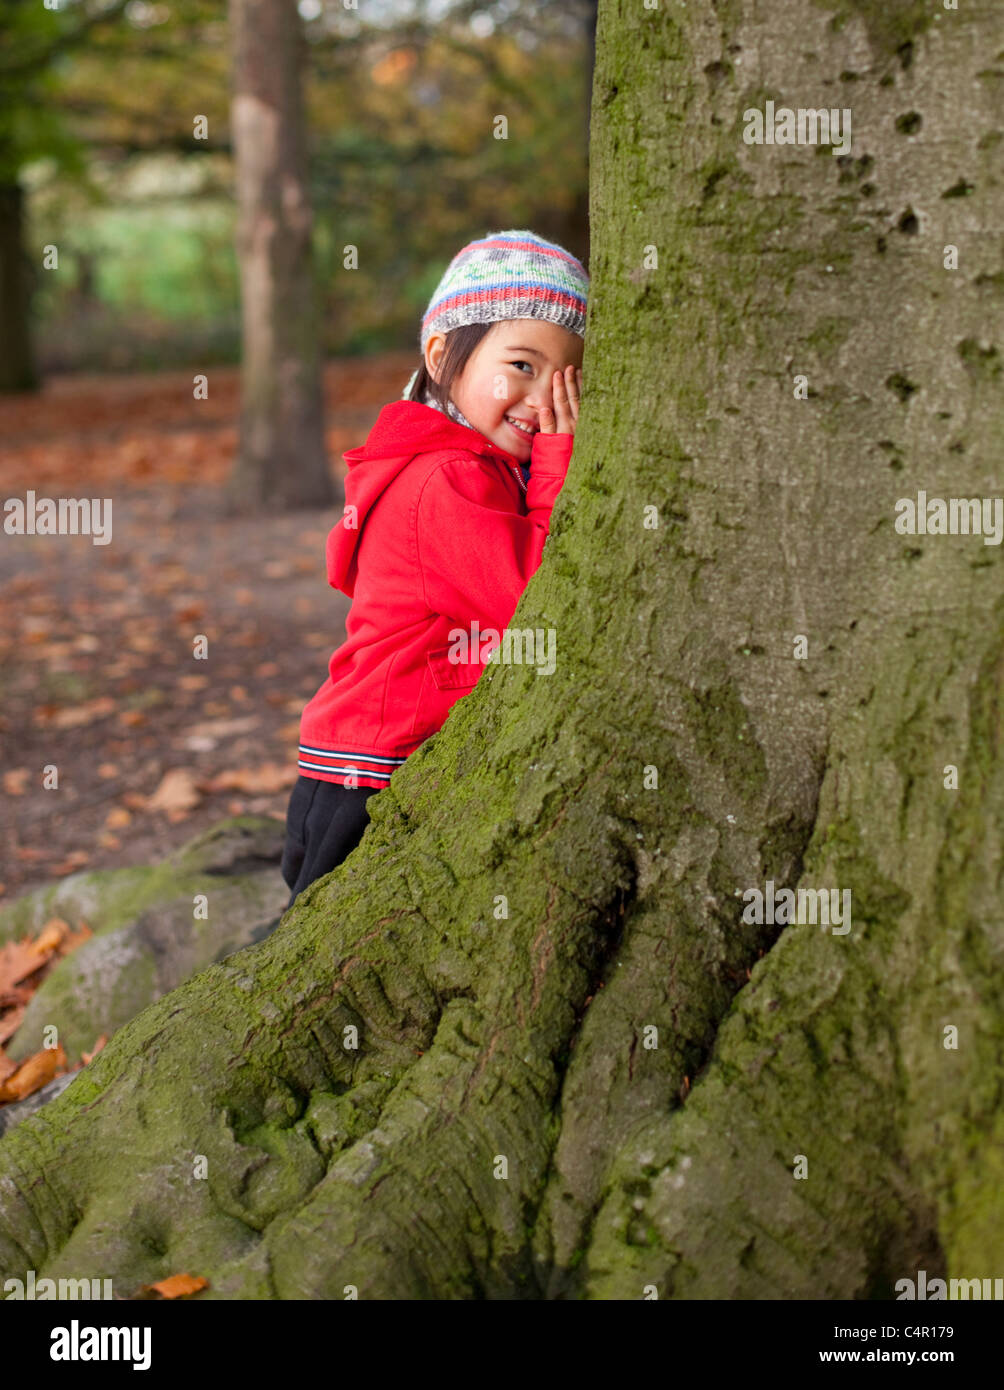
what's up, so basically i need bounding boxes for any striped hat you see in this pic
[419,230,589,353]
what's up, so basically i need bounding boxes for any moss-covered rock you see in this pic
[0,816,287,1067]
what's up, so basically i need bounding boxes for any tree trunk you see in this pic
[0,181,38,393]
[225,0,333,513]
[533,0,596,264]
[1,0,1001,1298]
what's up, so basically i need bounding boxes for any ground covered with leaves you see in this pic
[0,352,415,1108]
[0,353,413,901]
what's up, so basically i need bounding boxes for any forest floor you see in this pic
[0,352,416,903]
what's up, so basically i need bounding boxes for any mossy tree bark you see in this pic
[225,0,333,512]
[1,0,1001,1298]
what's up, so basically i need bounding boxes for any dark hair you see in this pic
[405,322,493,412]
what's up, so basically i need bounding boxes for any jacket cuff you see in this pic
[529,431,574,473]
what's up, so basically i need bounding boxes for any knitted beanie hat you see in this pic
[402,230,589,412]
[418,229,589,353]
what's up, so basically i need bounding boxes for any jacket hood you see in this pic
[328,400,521,595]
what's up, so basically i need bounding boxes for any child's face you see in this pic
[424,318,584,461]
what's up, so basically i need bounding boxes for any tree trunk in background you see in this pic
[0,182,37,393]
[226,0,333,512]
[0,0,1001,1298]
[534,0,596,265]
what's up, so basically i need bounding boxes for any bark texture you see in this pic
[226,0,332,512]
[0,0,1001,1298]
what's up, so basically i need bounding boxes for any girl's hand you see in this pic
[538,365,582,436]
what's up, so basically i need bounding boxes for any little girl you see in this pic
[281,229,588,907]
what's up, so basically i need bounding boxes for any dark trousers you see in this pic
[281,775,380,909]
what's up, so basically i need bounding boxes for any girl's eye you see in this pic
[509,361,533,374]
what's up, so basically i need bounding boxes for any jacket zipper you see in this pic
[484,444,528,494]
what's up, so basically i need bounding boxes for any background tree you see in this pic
[225,0,330,512]
[0,0,128,391]
[0,0,234,388]
[1,0,1000,1296]
[3,3,593,382]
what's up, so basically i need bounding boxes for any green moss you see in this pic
[679,677,768,802]
[812,0,933,62]
[940,1120,1004,1270]
[957,338,1001,381]
[806,315,855,359]
[799,816,912,932]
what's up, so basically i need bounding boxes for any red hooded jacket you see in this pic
[297,399,573,788]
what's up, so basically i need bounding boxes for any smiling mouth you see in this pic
[504,415,537,437]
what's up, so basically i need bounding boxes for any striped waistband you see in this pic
[297,743,407,783]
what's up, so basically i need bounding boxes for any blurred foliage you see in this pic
[3,0,591,374]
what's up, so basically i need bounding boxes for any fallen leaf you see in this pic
[147,1273,209,1299]
[105,806,132,828]
[144,768,201,814]
[0,938,50,992]
[51,851,91,877]
[81,1034,108,1065]
[2,768,29,796]
[0,1009,25,1047]
[31,919,69,955]
[0,985,32,1008]
[186,715,260,739]
[0,1043,68,1102]
[204,762,295,795]
[35,696,117,730]
[0,920,90,1054]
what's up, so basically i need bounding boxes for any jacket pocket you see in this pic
[426,642,485,691]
